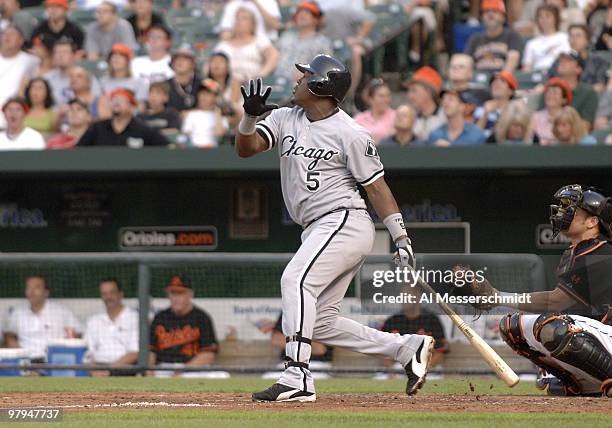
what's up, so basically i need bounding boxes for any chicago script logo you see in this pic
[280,135,339,170]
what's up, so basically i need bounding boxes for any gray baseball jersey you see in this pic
[255,106,384,227]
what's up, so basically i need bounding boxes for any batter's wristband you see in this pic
[238,114,258,135]
[383,213,408,243]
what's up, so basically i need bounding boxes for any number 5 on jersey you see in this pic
[306,171,321,192]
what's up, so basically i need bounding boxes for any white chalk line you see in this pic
[31,402,214,409]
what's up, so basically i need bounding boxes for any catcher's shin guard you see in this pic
[534,313,612,385]
[500,313,581,394]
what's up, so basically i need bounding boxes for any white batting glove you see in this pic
[393,237,415,269]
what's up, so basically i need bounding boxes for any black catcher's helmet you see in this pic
[550,184,612,238]
[295,54,351,103]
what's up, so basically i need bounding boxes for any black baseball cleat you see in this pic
[252,383,316,402]
[405,336,435,396]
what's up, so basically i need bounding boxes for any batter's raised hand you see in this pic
[241,78,278,117]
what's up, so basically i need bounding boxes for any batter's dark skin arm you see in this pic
[364,177,408,242]
[235,130,267,158]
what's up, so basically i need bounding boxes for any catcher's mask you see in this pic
[549,184,612,238]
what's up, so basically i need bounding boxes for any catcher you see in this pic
[454,184,612,397]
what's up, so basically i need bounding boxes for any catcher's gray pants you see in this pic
[520,314,612,394]
[277,209,424,393]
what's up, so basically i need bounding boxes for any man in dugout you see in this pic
[457,184,612,397]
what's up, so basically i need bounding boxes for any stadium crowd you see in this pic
[0,0,610,149]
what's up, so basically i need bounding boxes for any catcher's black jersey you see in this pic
[556,235,612,320]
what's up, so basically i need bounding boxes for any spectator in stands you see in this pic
[400,0,439,66]
[380,287,448,369]
[78,88,169,146]
[44,38,101,106]
[546,0,587,32]
[550,50,599,130]
[551,106,597,145]
[166,45,201,113]
[99,43,148,106]
[218,0,282,42]
[149,274,218,370]
[126,0,165,45]
[22,34,55,87]
[31,0,85,52]
[137,81,180,133]
[0,97,45,149]
[204,51,240,114]
[23,77,56,133]
[406,66,445,143]
[379,104,418,147]
[275,1,332,82]
[495,100,533,144]
[522,4,571,72]
[320,2,375,96]
[464,0,522,72]
[214,7,279,83]
[80,0,128,10]
[130,24,174,85]
[85,278,139,376]
[47,98,91,149]
[594,85,612,130]
[0,0,37,40]
[85,1,138,61]
[530,77,573,145]
[182,79,228,148]
[548,24,609,93]
[353,79,395,144]
[594,4,612,50]
[427,89,486,146]
[474,71,517,142]
[63,66,109,120]
[0,25,39,129]
[3,275,82,362]
[446,53,490,118]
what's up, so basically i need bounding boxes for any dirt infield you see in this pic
[2,392,610,413]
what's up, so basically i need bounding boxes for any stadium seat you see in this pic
[68,9,96,27]
[515,70,546,90]
[592,128,612,144]
[593,50,612,63]
[75,59,108,78]
[164,132,192,147]
[23,6,46,22]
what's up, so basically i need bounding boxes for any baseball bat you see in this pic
[413,272,520,387]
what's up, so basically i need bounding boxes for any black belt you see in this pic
[303,207,366,230]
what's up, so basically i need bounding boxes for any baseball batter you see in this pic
[235,55,434,402]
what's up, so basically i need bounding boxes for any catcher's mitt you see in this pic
[451,265,499,315]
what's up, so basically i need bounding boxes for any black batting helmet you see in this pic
[295,54,351,103]
[550,184,612,238]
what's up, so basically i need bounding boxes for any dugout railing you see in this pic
[0,253,546,375]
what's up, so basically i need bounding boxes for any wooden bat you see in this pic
[413,272,520,387]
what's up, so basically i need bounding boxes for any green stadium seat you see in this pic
[23,6,46,22]
[68,9,96,27]
[591,128,611,144]
[262,74,293,105]
[515,70,546,89]
[75,59,108,78]
[164,132,192,146]
[592,50,612,63]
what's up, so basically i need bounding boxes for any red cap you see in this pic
[110,88,137,106]
[110,43,133,61]
[2,97,29,114]
[198,78,221,95]
[545,77,573,105]
[45,0,69,9]
[481,0,506,15]
[407,66,443,96]
[492,70,518,92]
[295,1,323,18]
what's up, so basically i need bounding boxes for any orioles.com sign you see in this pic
[119,226,217,251]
